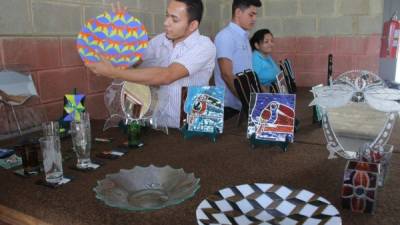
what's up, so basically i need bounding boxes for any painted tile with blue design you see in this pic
[247,93,296,142]
[184,86,224,133]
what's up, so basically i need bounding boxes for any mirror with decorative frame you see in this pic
[310,70,400,159]
[103,80,158,131]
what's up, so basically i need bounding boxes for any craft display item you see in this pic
[184,86,224,134]
[276,71,289,93]
[197,183,341,225]
[63,94,85,122]
[310,70,400,159]
[342,160,379,214]
[94,165,200,211]
[77,11,149,68]
[247,93,296,142]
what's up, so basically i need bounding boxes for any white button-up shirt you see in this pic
[140,30,216,128]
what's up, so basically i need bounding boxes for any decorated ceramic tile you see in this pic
[360,144,393,187]
[247,93,296,142]
[184,86,224,133]
[77,11,148,68]
[196,183,342,225]
[342,160,379,214]
[276,71,289,93]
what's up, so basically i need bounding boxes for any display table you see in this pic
[0,88,399,225]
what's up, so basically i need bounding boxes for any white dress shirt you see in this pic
[140,30,216,128]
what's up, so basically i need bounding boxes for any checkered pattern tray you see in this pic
[196,183,341,225]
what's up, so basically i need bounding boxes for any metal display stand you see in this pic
[181,123,219,143]
[249,133,290,152]
[0,67,46,140]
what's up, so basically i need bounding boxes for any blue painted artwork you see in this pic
[184,86,224,133]
[247,93,296,142]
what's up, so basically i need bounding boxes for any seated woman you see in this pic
[250,29,280,92]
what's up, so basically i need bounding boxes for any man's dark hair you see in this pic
[176,0,204,24]
[250,29,273,51]
[232,0,262,17]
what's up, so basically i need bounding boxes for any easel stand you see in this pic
[181,123,219,143]
[295,118,301,132]
[249,134,289,152]
[311,106,322,127]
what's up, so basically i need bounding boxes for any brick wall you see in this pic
[0,0,224,121]
[0,0,385,121]
[0,37,112,121]
[271,35,381,87]
[218,0,384,87]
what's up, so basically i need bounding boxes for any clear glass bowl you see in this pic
[93,165,200,211]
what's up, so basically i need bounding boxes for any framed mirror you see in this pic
[121,82,152,120]
[311,70,400,159]
[103,80,156,131]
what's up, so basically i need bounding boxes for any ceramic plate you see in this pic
[77,11,148,68]
[196,183,341,225]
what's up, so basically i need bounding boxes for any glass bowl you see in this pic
[93,165,200,211]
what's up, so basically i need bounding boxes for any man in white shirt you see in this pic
[214,0,261,120]
[86,0,216,128]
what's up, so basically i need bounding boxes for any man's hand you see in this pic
[86,57,116,79]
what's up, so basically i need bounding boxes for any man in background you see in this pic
[213,0,262,120]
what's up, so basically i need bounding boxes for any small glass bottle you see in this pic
[127,121,142,148]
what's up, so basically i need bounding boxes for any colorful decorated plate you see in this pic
[77,11,148,68]
[196,183,341,225]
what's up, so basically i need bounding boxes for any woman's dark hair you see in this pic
[232,0,262,17]
[250,29,273,51]
[176,0,204,24]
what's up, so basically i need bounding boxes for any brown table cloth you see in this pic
[0,88,399,225]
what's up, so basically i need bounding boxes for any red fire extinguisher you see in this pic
[380,12,400,58]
